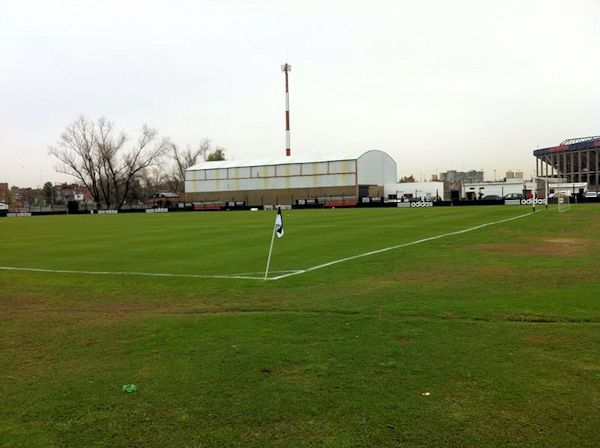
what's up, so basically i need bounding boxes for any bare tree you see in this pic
[49,116,170,209]
[118,125,170,208]
[166,140,210,193]
[140,166,165,199]
[49,116,102,208]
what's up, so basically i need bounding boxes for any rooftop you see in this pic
[187,150,384,171]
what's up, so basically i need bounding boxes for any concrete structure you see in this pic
[185,150,397,206]
[463,178,524,200]
[147,192,180,208]
[548,182,588,197]
[534,136,600,191]
[393,181,446,201]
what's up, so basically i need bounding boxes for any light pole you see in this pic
[281,63,292,157]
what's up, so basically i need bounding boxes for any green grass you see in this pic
[1,205,599,447]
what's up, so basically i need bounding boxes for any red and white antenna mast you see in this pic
[281,63,291,157]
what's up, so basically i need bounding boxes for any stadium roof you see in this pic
[560,136,600,145]
[187,150,385,171]
[533,136,600,157]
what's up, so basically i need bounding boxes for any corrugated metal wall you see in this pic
[186,160,358,193]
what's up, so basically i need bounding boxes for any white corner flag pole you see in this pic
[265,208,284,280]
[264,220,277,280]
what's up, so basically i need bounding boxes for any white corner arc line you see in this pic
[266,212,534,281]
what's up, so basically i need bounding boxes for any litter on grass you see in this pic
[122,384,137,393]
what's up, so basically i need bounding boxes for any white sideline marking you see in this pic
[0,266,279,281]
[266,211,534,280]
[0,212,533,282]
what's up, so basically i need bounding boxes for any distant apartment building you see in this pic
[55,183,86,203]
[0,183,8,202]
[10,185,24,206]
[505,170,523,179]
[438,170,484,183]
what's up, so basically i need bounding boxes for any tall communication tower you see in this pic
[281,63,291,157]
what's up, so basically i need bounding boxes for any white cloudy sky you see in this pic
[1,0,599,186]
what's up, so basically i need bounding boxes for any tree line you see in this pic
[49,116,225,209]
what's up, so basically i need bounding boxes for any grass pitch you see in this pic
[1,205,599,447]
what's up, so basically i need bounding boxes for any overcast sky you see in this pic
[1,0,599,186]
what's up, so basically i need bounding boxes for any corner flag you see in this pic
[265,207,284,279]
[275,207,284,238]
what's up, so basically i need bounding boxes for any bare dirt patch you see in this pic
[279,363,314,385]
[542,238,581,245]
[473,236,596,257]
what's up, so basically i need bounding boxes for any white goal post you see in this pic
[556,192,571,213]
[546,191,571,213]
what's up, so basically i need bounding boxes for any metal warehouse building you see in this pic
[185,150,397,207]
[534,136,600,187]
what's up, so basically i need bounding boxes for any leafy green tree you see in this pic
[206,147,226,161]
[43,182,54,204]
[29,189,44,206]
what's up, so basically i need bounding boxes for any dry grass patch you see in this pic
[394,336,411,344]
[524,334,579,348]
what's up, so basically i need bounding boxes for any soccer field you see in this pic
[1,205,599,447]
